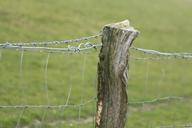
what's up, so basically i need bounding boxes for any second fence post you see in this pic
[96,20,139,128]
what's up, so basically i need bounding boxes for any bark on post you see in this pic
[96,20,139,128]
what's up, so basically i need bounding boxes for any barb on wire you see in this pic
[0,43,102,53]
[130,56,177,61]
[0,33,102,47]
[128,96,184,106]
[1,96,184,109]
[0,97,96,109]
[131,46,192,59]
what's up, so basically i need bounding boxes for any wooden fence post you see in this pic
[96,20,139,128]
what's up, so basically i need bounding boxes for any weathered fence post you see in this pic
[96,20,139,128]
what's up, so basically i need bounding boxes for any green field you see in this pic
[0,0,192,127]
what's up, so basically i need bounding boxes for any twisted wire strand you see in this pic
[129,56,187,61]
[0,43,102,53]
[128,96,184,106]
[131,46,192,58]
[0,96,184,109]
[1,31,192,58]
[0,97,96,109]
[0,33,101,47]
[2,43,192,59]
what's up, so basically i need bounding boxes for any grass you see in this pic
[0,0,192,127]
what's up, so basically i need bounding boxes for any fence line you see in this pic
[0,43,102,53]
[0,97,96,109]
[131,46,192,58]
[130,56,177,61]
[128,96,184,106]
[0,33,101,47]
[0,32,192,58]
[0,96,185,109]
[0,28,192,127]
[1,41,192,59]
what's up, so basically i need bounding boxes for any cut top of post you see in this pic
[104,20,138,32]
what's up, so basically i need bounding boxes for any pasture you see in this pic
[0,0,192,127]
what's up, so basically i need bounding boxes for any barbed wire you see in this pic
[128,96,184,106]
[0,97,96,109]
[0,96,184,109]
[2,43,192,59]
[0,42,102,53]
[3,44,191,59]
[0,30,191,58]
[0,33,101,47]
[131,46,192,59]
[0,32,192,59]
[130,56,171,61]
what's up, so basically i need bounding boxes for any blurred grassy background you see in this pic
[0,0,192,127]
